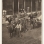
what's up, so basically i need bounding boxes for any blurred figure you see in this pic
[11,19,16,36]
[8,16,12,24]
[32,18,36,29]
[29,14,35,29]
[15,20,22,37]
[29,14,33,25]
[7,24,14,38]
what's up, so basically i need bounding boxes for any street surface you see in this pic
[2,23,41,44]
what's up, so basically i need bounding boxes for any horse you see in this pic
[7,24,15,38]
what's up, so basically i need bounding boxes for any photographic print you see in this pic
[2,0,41,44]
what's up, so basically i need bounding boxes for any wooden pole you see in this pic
[24,0,25,12]
[13,0,14,15]
[18,0,19,14]
[36,0,38,12]
[31,0,32,14]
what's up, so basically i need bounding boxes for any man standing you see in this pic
[15,20,22,37]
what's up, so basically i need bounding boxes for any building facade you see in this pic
[3,0,41,15]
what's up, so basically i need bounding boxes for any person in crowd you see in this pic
[30,13,37,29]
[32,18,36,29]
[29,14,35,29]
[11,19,16,37]
[29,14,33,25]
[15,20,22,37]
[8,16,12,24]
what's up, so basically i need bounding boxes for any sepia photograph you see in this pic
[2,0,41,44]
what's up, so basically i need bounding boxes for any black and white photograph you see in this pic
[2,0,41,44]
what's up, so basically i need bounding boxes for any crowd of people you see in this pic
[6,12,41,38]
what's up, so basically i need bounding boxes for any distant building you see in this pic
[3,0,41,15]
